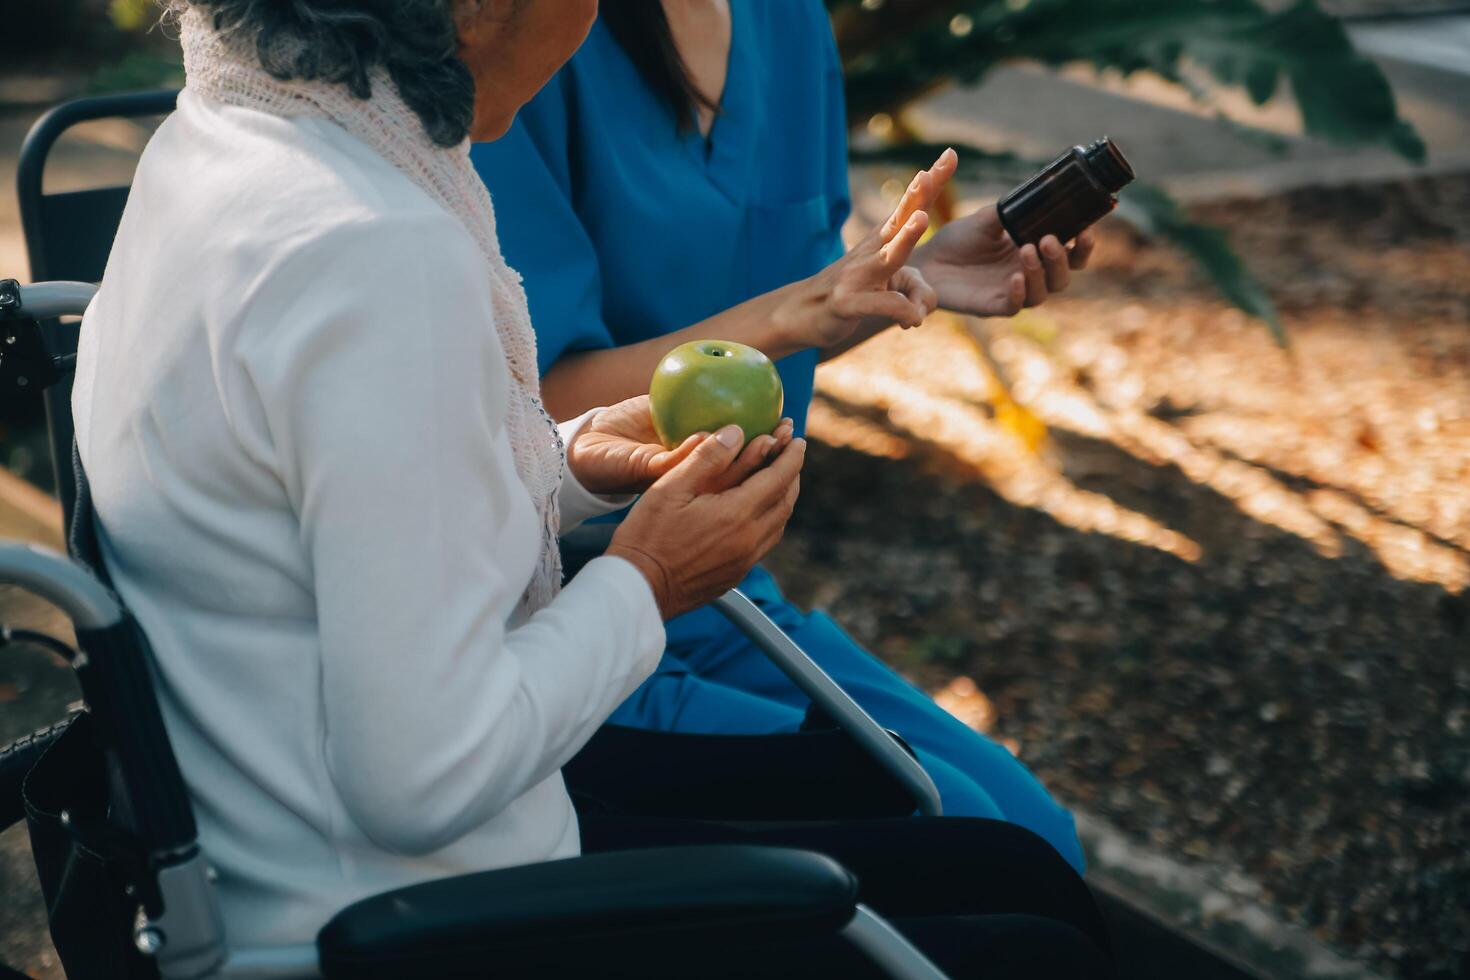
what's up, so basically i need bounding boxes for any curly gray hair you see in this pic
[171,0,483,146]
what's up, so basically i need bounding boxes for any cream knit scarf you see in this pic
[178,6,565,613]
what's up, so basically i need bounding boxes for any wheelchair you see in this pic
[0,93,952,979]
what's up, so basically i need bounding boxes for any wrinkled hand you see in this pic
[567,395,795,496]
[608,426,806,620]
[565,396,700,496]
[793,149,962,351]
[914,203,1096,318]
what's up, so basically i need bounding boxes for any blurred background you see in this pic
[2,1,1467,978]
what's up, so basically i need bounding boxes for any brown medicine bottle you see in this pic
[997,137,1135,247]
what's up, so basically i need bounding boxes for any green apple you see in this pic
[649,340,784,450]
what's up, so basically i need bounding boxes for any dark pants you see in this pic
[569,725,1115,979]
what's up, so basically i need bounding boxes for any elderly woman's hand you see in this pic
[568,395,794,496]
[607,426,806,620]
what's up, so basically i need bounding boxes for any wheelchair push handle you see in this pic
[1,280,98,393]
[0,542,122,630]
[0,279,99,320]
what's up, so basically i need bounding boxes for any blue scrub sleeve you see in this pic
[819,10,853,265]
[470,76,616,375]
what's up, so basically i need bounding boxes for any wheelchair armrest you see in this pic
[317,845,857,979]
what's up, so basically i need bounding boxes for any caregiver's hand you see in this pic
[567,395,795,495]
[912,204,1096,318]
[792,149,958,350]
[607,426,806,620]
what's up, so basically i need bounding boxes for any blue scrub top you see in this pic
[470,0,851,438]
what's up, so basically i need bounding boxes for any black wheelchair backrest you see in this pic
[17,89,178,527]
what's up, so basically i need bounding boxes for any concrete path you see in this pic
[1352,13,1470,75]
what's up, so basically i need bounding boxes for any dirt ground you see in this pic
[764,173,1470,979]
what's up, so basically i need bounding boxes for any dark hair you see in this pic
[600,2,718,132]
[182,0,476,147]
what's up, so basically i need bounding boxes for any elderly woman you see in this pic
[72,1,1112,975]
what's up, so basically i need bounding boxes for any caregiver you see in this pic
[473,0,1097,871]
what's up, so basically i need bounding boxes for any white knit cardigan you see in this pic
[178,5,567,611]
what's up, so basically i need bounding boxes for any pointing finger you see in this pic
[879,210,930,271]
[879,147,954,244]
[880,170,933,242]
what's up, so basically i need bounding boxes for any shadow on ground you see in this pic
[766,399,1468,978]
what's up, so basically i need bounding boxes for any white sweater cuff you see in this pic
[567,554,666,672]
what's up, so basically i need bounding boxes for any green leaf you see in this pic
[1244,60,1278,105]
[1116,183,1287,346]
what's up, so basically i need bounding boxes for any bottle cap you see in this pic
[1084,137,1135,193]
